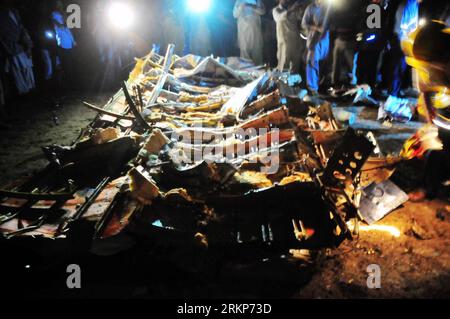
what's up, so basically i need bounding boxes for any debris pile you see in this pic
[0,45,401,255]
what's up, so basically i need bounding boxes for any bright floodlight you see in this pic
[366,34,376,42]
[326,0,342,8]
[108,2,134,30]
[187,0,211,13]
[45,30,54,39]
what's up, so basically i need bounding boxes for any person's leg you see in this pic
[240,42,253,62]
[387,37,406,97]
[238,26,253,62]
[60,49,68,86]
[343,40,356,86]
[298,39,307,82]
[252,47,264,66]
[276,38,282,71]
[334,38,355,86]
[62,49,76,91]
[55,48,64,93]
[317,37,330,89]
[331,38,342,86]
[251,31,264,66]
[285,38,301,73]
[290,47,301,74]
[306,49,319,93]
[41,49,53,81]
[366,49,381,88]
[394,56,407,95]
[356,49,367,85]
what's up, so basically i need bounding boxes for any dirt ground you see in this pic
[0,93,104,184]
[297,199,450,298]
[0,93,449,299]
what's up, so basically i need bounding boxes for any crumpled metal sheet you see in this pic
[381,95,416,123]
[219,74,266,116]
[0,46,385,249]
[322,128,375,186]
[359,180,409,225]
[0,177,125,239]
[174,56,246,87]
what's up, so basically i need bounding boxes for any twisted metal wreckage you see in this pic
[0,44,400,256]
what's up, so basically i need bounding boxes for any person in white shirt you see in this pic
[273,0,306,73]
[233,0,266,65]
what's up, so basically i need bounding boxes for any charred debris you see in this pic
[0,45,397,260]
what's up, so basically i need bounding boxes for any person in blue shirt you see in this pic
[52,1,76,50]
[51,0,76,91]
[301,0,330,96]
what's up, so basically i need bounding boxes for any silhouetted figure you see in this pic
[273,0,307,73]
[386,0,421,97]
[233,0,266,65]
[51,0,77,91]
[0,1,35,97]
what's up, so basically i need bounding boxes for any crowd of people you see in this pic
[0,0,448,201]
[0,0,449,126]
[234,0,447,98]
[0,0,77,127]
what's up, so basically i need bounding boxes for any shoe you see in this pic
[298,89,308,99]
[401,87,419,98]
[327,87,340,98]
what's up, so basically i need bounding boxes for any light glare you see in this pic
[108,3,134,30]
[359,224,401,238]
[45,30,54,39]
[366,34,376,42]
[347,221,401,238]
[187,0,211,13]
